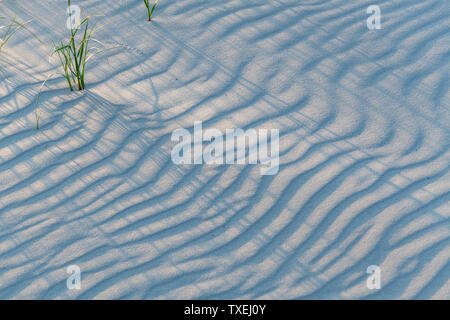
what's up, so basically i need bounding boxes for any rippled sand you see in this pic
[0,0,448,299]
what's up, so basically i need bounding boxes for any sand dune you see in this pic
[0,0,448,299]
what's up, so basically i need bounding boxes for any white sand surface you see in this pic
[0,0,448,299]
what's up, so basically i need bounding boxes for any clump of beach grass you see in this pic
[53,0,97,91]
[144,0,158,21]
[35,1,117,129]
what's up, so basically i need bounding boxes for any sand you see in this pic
[0,0,448,299]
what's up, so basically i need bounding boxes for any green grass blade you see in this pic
[150,0,158,18]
